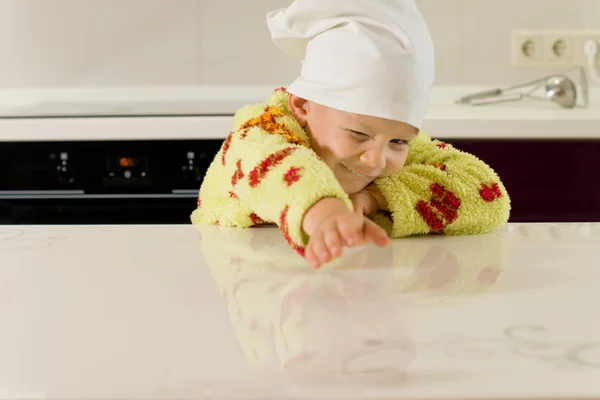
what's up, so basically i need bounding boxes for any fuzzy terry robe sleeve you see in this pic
[372,132,511,238]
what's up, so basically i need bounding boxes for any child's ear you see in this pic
[288,94,310,127]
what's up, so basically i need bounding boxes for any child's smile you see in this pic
[344,165,372,178]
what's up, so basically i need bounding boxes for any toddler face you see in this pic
[288,95,419,194]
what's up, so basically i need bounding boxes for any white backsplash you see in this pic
[0,0,598,89]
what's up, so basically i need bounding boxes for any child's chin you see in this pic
[341,180,372,195]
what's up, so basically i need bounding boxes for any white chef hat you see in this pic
[266,0,435,130]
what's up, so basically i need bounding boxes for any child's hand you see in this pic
[302,198,389,268]
[349,190,379,216]
[350,183,389,215]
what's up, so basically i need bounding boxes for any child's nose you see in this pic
[360,148,386,170]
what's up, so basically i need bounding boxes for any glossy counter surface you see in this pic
[1,223,599,399]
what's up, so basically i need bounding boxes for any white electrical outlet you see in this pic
[511,30,600,67]
[511,31,544,65]
[544,31,575,65]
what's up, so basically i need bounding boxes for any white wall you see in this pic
[0,0,599,89]
[420,0,600,85]
[0,0,200,88]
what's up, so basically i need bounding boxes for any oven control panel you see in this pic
[0,139,224,198]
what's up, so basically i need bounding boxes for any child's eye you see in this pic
[390,139,409,146]
[348,130,368,140]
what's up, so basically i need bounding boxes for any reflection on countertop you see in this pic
[0,222,599,399]
[195,225,509,383]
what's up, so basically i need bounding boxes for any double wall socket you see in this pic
[511,30,600,67]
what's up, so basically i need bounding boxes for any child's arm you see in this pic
[193,100,354,256]
[371,132,511,237]
[216,133,352,255]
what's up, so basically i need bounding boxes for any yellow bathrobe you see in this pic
[191,88,510,256]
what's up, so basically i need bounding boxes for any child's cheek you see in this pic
[385,153,409,176]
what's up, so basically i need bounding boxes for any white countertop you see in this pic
[0,85,599,141]
[1,222,599,399]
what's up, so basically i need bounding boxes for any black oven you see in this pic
[443,138,600,223]
[0,139,223,224]
[1,137,599,225]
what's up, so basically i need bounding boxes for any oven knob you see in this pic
[182,164,202,183]
[55,152,75,185]
[182,151,203,184]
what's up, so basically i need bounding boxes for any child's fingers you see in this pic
[351,198,367,215]
[305,242,320,268]
[363,218,390,247]
[323,227,343,259]
[311,230,332,266]
[305,235,326,268]
[336,213,362,247]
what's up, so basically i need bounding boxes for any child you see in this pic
[191,0,510,268]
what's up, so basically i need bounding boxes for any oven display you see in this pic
[107,155,146,171]
[118,156,138,168]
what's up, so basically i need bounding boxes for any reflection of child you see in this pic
[195,224,507,380]
[197,226,414,381]
[191,0,511,268]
